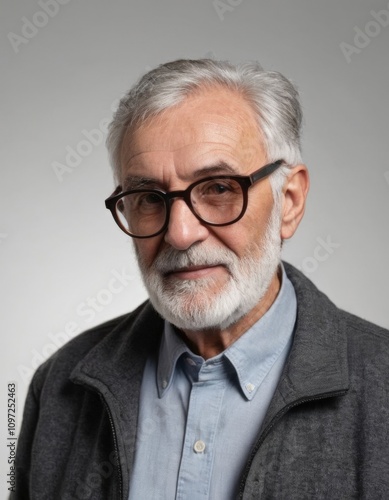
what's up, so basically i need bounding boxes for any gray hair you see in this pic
[106,59,303,197]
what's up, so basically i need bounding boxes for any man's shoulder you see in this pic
[284,261,388,330]
[341,307,389,338]
[32,300,155,387]
[284,261,389,370]
[59,301,149,355]
[340,307,389,360]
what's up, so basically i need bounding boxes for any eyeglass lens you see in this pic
[115,178,245,237]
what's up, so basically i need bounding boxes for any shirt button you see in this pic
[161,380,168,389]
[246,383,255,393]
[193,440,206,453]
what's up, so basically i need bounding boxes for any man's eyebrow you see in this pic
[122,162,239,191]
[192,162,238,179]
[122,176,159,191]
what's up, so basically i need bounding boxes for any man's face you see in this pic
[119,87,282,331]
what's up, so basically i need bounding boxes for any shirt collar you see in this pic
[157,322,189,397]
[224,264,297,399]
[157,263,297,400]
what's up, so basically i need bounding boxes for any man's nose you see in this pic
[164,198,209,250]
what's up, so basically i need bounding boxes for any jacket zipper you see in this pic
[99,394,124,500]
[74,381,124,499]
[237,389,348,499]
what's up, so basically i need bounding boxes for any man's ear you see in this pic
[280,165,310,240]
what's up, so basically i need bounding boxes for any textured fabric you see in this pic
[12,263,389,500]
[129,265,297,500]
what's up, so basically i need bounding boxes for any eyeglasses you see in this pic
[105,160,284,238]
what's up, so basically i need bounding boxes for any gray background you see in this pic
[1,0,388,491]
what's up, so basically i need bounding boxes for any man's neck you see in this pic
[177,270,282,359]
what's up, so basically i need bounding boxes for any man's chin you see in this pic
[150,301,240,332]
[147,283,253,332]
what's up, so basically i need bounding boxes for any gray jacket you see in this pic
[12,263,389,499]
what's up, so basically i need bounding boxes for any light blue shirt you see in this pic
[129,265,297,500]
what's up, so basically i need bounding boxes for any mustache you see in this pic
[152,245,237,274]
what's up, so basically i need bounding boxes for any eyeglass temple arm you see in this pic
[105,186,123,208]
[250,160,284,184]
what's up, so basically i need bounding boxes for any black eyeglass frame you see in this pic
[105,159,284,238]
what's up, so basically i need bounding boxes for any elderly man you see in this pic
[14,59,389,499]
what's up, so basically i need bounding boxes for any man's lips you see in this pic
[164,264,225,279]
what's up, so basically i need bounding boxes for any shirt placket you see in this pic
[176,359,227,500]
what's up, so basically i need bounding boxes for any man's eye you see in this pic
[200,181,239,196]
[141,193,163,205]
[211,183,229,194]
[134,193,165,213]
[121,192,164,214]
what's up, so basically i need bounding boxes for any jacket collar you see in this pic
[261,262,349,431]
[70,301,163,397]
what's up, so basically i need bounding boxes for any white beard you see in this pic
[135,204,282,331]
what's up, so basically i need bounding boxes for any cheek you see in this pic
[133,238,162,268]
[245,189,275,231]
[209,225,252,259]
[218,209,273,257]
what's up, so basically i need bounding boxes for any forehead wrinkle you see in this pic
[119,88,267,182]
[123,139,241,168]
[123,110,254,160]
